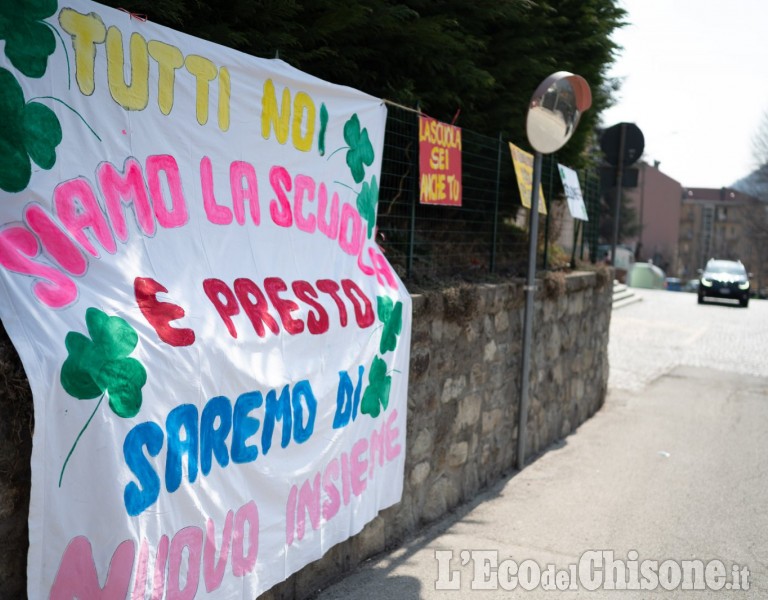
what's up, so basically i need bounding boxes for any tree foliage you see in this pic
[598,189,640,245]
[734,110,768,201]
[752,110,768,167]
[97,0,626,164]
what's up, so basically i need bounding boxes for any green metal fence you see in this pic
[377,103,602,284]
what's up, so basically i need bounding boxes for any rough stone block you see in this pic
[409,429,433,460]
[441,375,466,404]
[353,516,386,561]
[465,320,481,343]
[431,318,443,341]
[484,339,498,362]
[409,347,431,380]
[454,394,482,431]
[443,321,462,340]
[545,327,561,360]
[568,291,584,315]
[481,408,504,434]
[543,301,555,322]
[469,362,487,390]
[570,378,585,400]
[294,543,351,599]
[494,310,510,333]
[423,476,450,521]
[410,461,431,486]
[410,293,426,316]
[448,441,469,466]
[381,501,417,544]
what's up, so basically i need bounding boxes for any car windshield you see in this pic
[706,261,745,275]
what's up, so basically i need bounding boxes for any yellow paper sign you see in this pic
[509,143,547,215]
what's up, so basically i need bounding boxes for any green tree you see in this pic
[98,0,626,162]
[735,109,768,200]
[733,110,768,294]
[598,189,640,244]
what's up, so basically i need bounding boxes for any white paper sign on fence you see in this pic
[557,164,589,221]
[0,1,411,598]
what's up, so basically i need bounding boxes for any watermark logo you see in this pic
[435,549,750,592]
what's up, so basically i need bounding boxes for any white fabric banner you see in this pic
[0,1,411,598]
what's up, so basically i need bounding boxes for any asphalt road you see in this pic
[314,289,768,599]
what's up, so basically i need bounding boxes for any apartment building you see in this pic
[622,161,683,275]
[677,187,765,289]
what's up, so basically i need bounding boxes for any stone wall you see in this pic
[0,270,612,598]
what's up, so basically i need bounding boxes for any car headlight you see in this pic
[738,281,750,290]
[700,277,713,287]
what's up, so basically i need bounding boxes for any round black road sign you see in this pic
[600,122,644,166]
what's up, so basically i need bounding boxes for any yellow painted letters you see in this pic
[147,41,184,116]
[262,80,316,152]
[57,8,231,129]
[106,27,149,111]
[58,9,106,96]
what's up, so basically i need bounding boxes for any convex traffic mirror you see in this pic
[526,72,592,154]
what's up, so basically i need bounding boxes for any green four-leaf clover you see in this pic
[0,0,57,78]
[360,355,391,418]
[377,295,403,354]
[0,67,62,193]
[59,308,147,486]
[357,176,379,239]
[61,307,147,416]
[344,113,374,184]
[360,296,404,419]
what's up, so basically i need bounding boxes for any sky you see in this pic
[600,0,768,189]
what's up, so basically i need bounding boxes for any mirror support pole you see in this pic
[517,150,543,470]
[518,71,590,472]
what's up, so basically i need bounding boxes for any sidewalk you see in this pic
[315,366,768,598]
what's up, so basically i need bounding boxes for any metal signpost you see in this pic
[600,122,645,265]
[517,72,592,470]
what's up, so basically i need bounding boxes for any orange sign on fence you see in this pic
[419,116,462,206]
